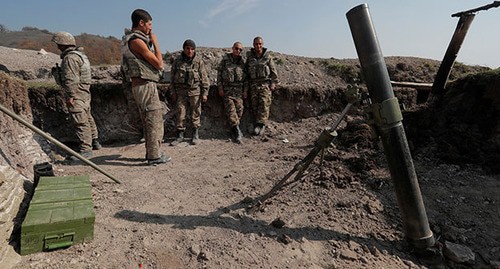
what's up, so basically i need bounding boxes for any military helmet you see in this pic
[51,31,76,46]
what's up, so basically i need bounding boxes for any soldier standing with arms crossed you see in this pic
[245,36,279,136]
[51,31,101,161]
[217,42,246,143]
[170,39,210,146]
[121,9,170,165]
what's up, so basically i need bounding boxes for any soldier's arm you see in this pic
[217,60,224,96]
[199,61,210,98]
[169,59,177,96]
[268,56,279,90]
[243,58,250,97]
[129,33,163,71]
[61,55,81,99]
[216,60,224,87]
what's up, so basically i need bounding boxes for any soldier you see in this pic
[245,36,279,136]
[170,39,210,146]
[217,42,245,143]
[121,9,171,165]
[51,31,101,160]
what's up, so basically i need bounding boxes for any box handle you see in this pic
[44,232,75,250]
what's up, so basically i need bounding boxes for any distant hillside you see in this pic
[0,26,121,65]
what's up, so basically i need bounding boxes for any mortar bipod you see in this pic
[248,101,354,213]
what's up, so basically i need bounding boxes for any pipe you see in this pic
[431,14,475,101]
[0,102,121,184]
[346,4,434,249]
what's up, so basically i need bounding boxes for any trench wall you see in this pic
[28,83,349,145]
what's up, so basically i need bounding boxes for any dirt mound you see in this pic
[0,72,49,176]
[405,69,500,173]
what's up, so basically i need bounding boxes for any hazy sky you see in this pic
[1,0,498,68]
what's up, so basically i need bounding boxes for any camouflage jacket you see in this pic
[217,53,245,87]
[59,47,92,100]
[171,52,210,97]
[245,48,278,85]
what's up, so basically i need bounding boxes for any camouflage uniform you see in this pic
[58,47,98,153]
[245,48,279,125]
[122,29,164,159]
[171,52,209,131]
[217,52,245,127]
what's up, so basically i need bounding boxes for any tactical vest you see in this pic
[246,50,272,81]
[122,31,161,82]
[61,48,92,84]
[220,53,245,86]
[172,55,203,88]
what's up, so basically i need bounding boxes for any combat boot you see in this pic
[191,128,199,145]
[258,124,266,136]
[147,152,172,166]
[254,123,265,136]
[170,131,184,146]
[66,151,93,162]
[235,125,243,144]
[253,124,261,136]
[92,139,102,150]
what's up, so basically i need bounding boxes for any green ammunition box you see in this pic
[34,175,92,191]
[20,175,95,255]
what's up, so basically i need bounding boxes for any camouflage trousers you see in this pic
[123,81,143,136]
[249,83,272,125]
[69,98,98,153]
[176,93,202,130]
[223,95,243,127]
[132,82,164,160]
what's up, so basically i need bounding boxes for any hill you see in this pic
[0,27,121,65]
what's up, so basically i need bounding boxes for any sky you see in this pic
[1,0,499,68]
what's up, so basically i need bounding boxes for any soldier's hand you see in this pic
[149,32,158,43]
[243,91,248,99]
[218,88,224,97]
[202,95,208,103]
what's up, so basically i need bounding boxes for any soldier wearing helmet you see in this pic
[51,31,101,161]
[52,31,76,46]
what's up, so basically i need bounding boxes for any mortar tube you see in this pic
[346,4,434,249]
[0,102,121,184]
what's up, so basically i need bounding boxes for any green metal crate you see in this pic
[20,175,95,255]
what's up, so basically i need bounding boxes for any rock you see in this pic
[189,244,201,256]
[339,249,358,261]
[348,240,361,251]
[199,250,211,261]
[490,260,500,269]
[443,241,475,263]
[38,49,48,55]
[278,234,293,244]
[366,200,383,214]
[270,217,286,228]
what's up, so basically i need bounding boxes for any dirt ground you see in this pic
[10,109,499,269]
[1,46,498,268]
